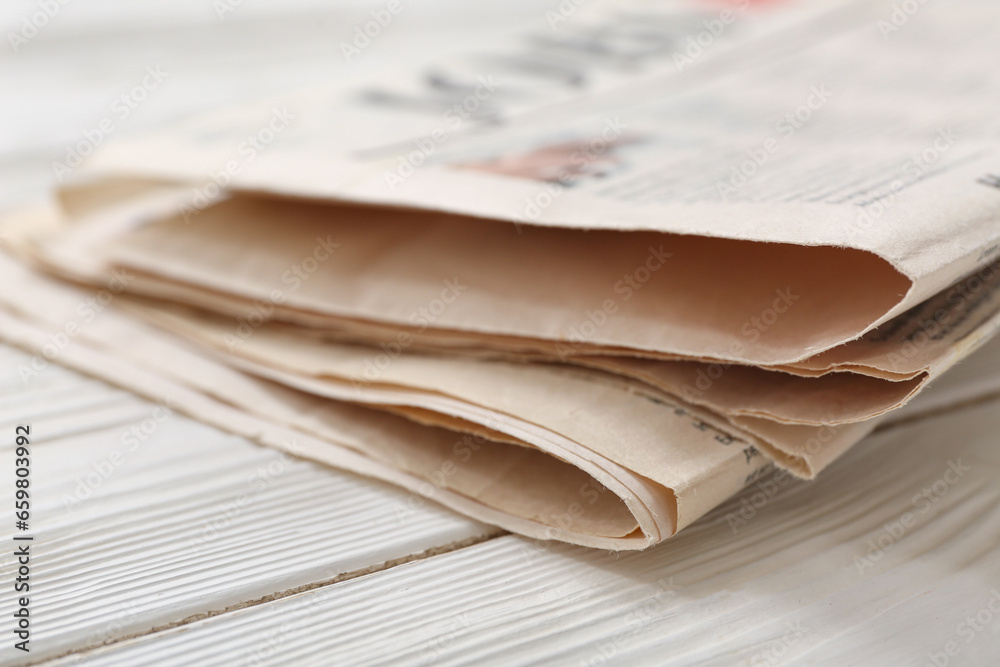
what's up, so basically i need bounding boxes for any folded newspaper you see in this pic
[3,0,1000,549]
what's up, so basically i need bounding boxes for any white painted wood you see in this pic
[0,4,586,665]
[0,345,493,665]
[6,2,1000,665]
[56,396,1000,666]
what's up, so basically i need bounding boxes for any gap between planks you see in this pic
[19,348,1000,665]
[28,529,507,667]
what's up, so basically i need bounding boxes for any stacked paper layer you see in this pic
[3,0,1000,548]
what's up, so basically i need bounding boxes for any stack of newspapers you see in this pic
[3,0,1000,549]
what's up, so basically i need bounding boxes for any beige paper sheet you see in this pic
[49,0,1000,367]
[21,194,1000,430]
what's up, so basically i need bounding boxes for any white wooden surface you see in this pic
[0,346,496,665]
[4,2,1000,665]
[2,7,533,664]
[4,340,1000,666]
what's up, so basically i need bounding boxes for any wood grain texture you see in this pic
[5,2,1000,665]
[53,395,1000,667]
[0,346,493,665]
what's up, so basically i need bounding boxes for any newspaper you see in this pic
[43,0,1000,370]
[4,0,1000,549]
[2,244,998,550]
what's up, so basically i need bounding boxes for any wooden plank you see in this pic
[0,345,495,665]
[55,395,1000,666]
